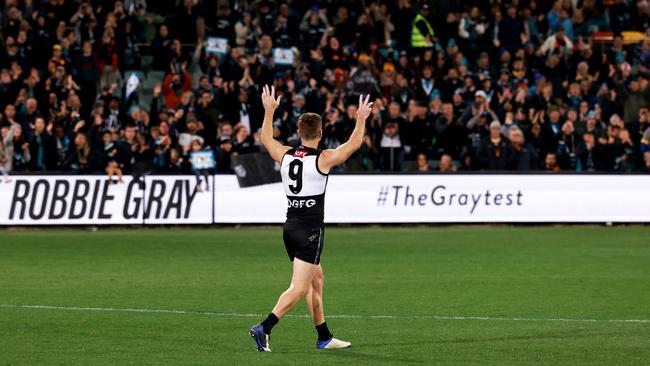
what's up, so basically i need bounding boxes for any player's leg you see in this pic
[250,258,316,352]
[271,258,317,317]
[306,265,325,325]
[307,265,351,349]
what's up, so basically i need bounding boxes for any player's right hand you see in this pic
[261,85,282,111]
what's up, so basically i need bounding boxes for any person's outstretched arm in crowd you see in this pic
[150,83,162,125]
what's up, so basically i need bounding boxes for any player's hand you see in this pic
[261,85,282,112]
[356,94,373,122]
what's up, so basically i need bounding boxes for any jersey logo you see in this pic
[293,150,308,158]
[287,198,316,208]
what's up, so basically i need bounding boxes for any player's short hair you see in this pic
[297,113,322,140]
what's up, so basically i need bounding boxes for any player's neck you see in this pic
[300,139,319,150]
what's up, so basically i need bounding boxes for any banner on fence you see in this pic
[1,175,649,224]
[213,175,650,223]
[0,176,212,225]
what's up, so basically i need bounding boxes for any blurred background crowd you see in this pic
[2,0,650,179]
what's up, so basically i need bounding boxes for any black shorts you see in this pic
[283,221,325,265]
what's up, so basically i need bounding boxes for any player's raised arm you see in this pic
[318,94,373,173]
[260,85,291,162]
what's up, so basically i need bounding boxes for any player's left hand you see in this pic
[261,85,282,112]
[356,93,373,122]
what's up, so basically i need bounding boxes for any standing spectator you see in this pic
[576,132,600,172]
[556,121,579,170]
[508,126,539,171]
[162,61,193,110]
[29,118,57,171]
[618,75,650,125]
[99,130,124,184]
[63,132,92,173]
[498,4,525,52]
[476,121,515,170]
[411,3,435,52]
[378,121,402,171]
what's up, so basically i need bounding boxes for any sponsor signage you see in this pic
[1,175,649,225]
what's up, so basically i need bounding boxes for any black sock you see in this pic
[261,313,279,335]
[315,322,333,341]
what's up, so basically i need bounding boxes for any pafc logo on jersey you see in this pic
[293,150,308,158]
[287,198,316,208]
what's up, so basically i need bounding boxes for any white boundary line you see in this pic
[1,304,649,324]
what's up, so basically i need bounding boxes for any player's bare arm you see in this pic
[318,94,373,173]
[260,85,291,162]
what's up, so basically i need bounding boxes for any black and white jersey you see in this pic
[281,146,328,223]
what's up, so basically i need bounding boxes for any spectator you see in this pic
[29,117,57,171]
[63,132,92,173]
[508,127,539,171]
[414,152,430,172]
[540,26,573,57]
[411,3,435,51]
[544,152,560,172]
[438,153,457,173]
[576,132,600,172]
[378,121,402,172]
[162,61,193,110]
[99,130,124,184]
[556,121,579,170]
[476,121,515,170]
[231,123,257,156]
[189,138,211,192]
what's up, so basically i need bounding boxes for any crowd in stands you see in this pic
[2,0,650,180]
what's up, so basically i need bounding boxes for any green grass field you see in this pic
[1,226,649,365]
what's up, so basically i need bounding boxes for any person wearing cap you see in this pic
[462,89,495,127]
[476,120,515,170]
[411,3,435,51]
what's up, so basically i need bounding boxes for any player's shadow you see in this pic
[285,347,426,365]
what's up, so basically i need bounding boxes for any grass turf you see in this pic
[0,226,649,365]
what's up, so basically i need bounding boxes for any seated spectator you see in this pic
[438,154,457,173]
[544,152,560,172]
[414,153,430,172]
